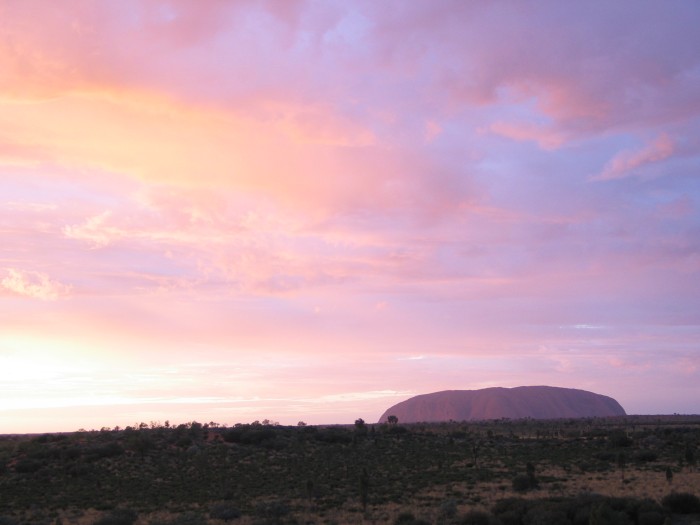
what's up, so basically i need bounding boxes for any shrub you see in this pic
[437,498,458,523]
[492,498,527,525]
[148,513,207,525]
[634,497,666,518]
[62,446,82,460]
[588,503,632,525]
[661,492,700,514]
[314,429,352,444]
[254,500,289,523]
[633,450,658,463]
[457,510,493,525]
[394,512,430,525]
[637,511,666,525]
[95,509,138,525]
[608,431,633,448]
[388,425,408,435]
[209,503,241,521]
[512,474,536,492]
[89,442,125,460]
[595,451,617,462]
[14,458,42,473]
[223,426,276,445]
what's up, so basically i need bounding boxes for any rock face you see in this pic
[378,386,626,423]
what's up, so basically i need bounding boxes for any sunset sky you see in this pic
[2,1,700,433]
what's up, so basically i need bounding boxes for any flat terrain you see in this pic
[1,416,699,524]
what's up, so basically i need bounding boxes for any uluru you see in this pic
[378,386,626,423]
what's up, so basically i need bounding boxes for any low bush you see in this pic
[209,503,241,521]
[512,474,536,492]
[88,442,125,460]
[588,502,633,525]
[457,509,493,525]
[148,512,207,525]
[394,512,430,525]
[14,458,44,473]
[637,511,666,525]
[437,498,458,523]
[633,450,658,463]
[254,500,290,523]
[223,426,276,445]
[661,492,700,514]
[492,498,528,525]
[608,432,633,448]
[94,509,138,525]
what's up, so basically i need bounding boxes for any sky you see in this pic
[1,1,700,433]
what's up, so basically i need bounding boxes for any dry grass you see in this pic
[539,465,700,502]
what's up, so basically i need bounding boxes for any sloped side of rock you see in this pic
[378,386,625,423]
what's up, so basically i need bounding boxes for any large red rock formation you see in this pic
[378,386,625,423]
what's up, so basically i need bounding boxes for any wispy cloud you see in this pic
[1,268,71,301]
[488,121,566,150]
[593,134,676,181]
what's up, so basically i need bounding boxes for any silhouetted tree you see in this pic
[387,415,398,425]
[355,418,368,437]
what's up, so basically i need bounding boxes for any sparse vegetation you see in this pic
[0,416,698,524]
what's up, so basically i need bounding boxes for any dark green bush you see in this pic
[95,509,138,525]
[254,500,289,522]
[457,509,493,525]
[637,511,665,525]
[587,502,633,525]
[519,499,572,525]
[633,450,658,463]
[14,458,42,473]
[437,498,458,522]
[394,512,430,525]
[608,432,633,448]
[148,512,208,525]
[62,446,82,460]
[88,442,124,460]
[313,429,352,444]
[512,474,536,492]
[595,451,617,462]
[223,426,276,445]
[209,503,241,521]
[661,492,700,514]
[492,498,528,525]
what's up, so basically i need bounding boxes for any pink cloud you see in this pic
[593,134,675,180]
[655,195,694,220]
[1,268,72,301]
[1,1,699,431]
[62,211,120,248]
[488,121,566,149]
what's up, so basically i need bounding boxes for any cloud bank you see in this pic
[1,0,699,432]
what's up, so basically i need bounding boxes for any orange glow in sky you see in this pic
[1,1,700,433]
